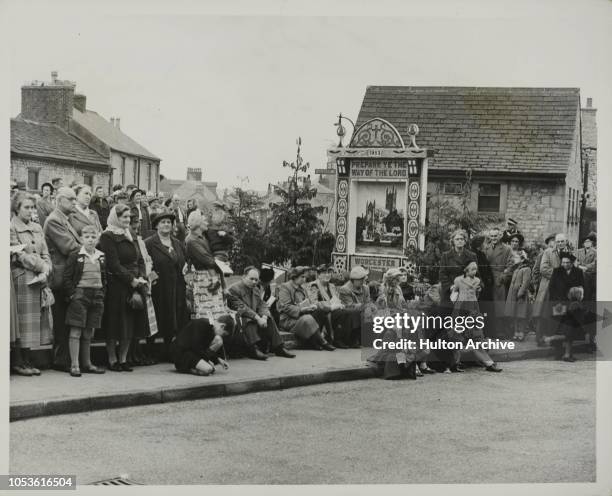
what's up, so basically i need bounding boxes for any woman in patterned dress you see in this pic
[10,193,53,376]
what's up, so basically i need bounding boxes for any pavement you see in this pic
[9,359,596,484]
[9,335,592,422]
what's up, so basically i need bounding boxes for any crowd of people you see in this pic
[9,180,597,381]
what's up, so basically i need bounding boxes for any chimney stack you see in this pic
[115,117,120,130]
[186,167,203,181]
[586,97,593,108]
[110,117,115,127]
[21,72,75,129]
[73,93,86,112]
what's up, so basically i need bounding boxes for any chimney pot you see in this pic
[51,71,58,83]
[110,117,115,126]
[586,97,593,108]
[115,117,120,129]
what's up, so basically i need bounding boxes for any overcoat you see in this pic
[98,230,147,341]
[532,248,561,318]
[484,242,514,315]
[277,281,319,339]
[69,207,102,236]
[504,263,531,319]
[145,233,189,340]
[438,248,478,304]
[43,209,81,291]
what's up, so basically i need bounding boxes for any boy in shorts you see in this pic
[63,225,107,376]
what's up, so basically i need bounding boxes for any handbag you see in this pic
[127,290,145,310]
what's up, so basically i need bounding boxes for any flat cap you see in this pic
[349,265,369,280]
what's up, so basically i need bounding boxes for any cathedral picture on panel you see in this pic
[354,181,405,256]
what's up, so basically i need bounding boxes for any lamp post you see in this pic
[334,113,355,148]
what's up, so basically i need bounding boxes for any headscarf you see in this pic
[105,205,133,241]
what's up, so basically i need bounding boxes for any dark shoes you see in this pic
[420,366,436,374]
[274,347,296,358]
[562,356,577,362]
[450,365,465,373]
[321,343,336,351]
[249,347,268,361]
[406,362,418,380]
[485,363,503,372]
[82,365,106,374]
[334,340,350,349]
[109,362,133,372]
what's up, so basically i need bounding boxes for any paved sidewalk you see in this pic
[10,336,582,421]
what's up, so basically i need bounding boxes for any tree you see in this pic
[227,186,268,274]
[406,168,502,282]
[267,138,326,266]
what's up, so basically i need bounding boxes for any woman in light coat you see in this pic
[10,193,53,376]
[504,250,531,341]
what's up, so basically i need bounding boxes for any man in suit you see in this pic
[484,227,515,338]
[90,185,111,229]
[43,187,81,371]
[227,266,295,360]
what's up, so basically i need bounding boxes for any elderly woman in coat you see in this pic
[277,267,335,351]
[504,250,531,341]
[145,210,189,359]
[533,233,567,342]
[185,213,227,322]
[10,193,53,376]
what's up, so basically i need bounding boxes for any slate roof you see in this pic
[355,86,580,174]
[72,108,160,161]
[11,118,110,166]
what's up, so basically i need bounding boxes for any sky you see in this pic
[4,0,612,193]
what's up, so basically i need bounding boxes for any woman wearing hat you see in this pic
[368,268,427,379]
[277,267,334,351]
[145,210,189,361]
[309,264,359,348]
[549,253,585,362]
[504,250,532,341]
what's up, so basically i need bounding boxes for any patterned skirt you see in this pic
[11,267,53,349]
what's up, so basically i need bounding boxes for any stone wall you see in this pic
[11,156,110,193]
[427,177,571,247]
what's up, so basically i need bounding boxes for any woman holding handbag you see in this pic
[145,210,189,362]
[10,193,53,376]
[99,204,148,372]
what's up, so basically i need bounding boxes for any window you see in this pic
[83,174,94,188]
[121,157,126,184]
[443,183,463,195]
[27,169,39,191]
[478,183,501,212]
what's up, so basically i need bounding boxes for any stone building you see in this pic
[72,101,161,194]
[11,73,110,191]
[11,72,163,194]
[325,86,597,248]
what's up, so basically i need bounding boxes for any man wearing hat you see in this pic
[129,188,152,238]
[308,264,361,348]
[575,232,597,304]
[277,267,335,351]
[502,218,522,244]
[337,265,371,347]
[227,266,295,360]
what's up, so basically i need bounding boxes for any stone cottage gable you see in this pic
[356,86,580,175]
